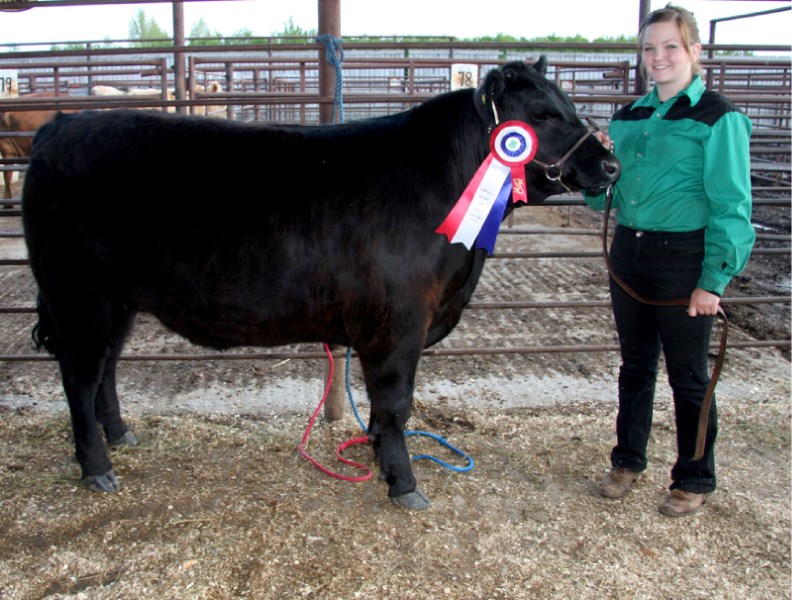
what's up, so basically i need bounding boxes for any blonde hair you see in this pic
[638,3,702,80]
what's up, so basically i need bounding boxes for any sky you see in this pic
[0,0,790,47]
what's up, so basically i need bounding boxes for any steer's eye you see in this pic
[530,112,548,123]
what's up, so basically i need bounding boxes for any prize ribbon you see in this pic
[436,121,538,253]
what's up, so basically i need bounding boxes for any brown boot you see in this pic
[598,467,640,499]
[657,489,710,517]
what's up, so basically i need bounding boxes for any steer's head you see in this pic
[474,58,620,202]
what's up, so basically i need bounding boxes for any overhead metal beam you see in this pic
[0,0,232,9]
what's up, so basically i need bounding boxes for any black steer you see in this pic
[22,58,620,509]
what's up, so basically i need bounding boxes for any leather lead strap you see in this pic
[602,189,727,461]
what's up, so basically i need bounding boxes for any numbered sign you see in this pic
[0,69,18,98]
[450,64,478,91]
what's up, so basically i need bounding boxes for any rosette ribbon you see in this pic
[436,121,538,253]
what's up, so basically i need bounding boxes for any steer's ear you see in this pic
[531,55,548,76]
[473,67,506,126]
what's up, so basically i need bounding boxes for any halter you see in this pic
[532,118,600,191]
[489,100,600,192]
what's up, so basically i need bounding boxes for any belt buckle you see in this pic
[635,231,644,238]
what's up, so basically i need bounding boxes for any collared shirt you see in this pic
[584,75,755,295]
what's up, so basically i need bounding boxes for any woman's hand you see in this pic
[688,288,720,317]
[593,131,614,151]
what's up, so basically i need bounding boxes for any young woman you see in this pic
[584,4,755,517]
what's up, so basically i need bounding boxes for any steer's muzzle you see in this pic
[602,153,621,181]
[585,154,621,195]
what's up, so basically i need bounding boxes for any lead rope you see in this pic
[603,187,727,460]
[298,344,372,482]
[299,344,474,483]
[344,348,474,472]
[316,34,345,124]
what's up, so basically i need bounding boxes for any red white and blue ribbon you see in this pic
[436,121,538,253]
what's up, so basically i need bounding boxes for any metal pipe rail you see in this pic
[2,221,788,353]
[2,92,787,131]
[4,40,789,62]
[1,339,788,364]
[0,249,788,266]
[1,296,789,316]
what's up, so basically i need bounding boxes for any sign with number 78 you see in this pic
[450,64,478,91]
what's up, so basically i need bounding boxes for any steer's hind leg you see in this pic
[95,311,139,449]
[358,338,430,510]
[39,294,134,493]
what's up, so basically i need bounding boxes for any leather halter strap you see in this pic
[532,126,596,185]
[530,116,604,192]
[488,102,597,190]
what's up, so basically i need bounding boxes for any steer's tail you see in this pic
[32,293,58,356]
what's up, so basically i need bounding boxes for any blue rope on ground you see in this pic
[344,348,475,473]
[316,33,345,124]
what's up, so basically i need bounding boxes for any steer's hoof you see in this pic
[109,429,139,448]
[389,488,431,510]
[83,470,121,493]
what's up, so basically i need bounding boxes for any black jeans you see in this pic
[608,225,717,494]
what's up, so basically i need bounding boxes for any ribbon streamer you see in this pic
[436,121,538,253]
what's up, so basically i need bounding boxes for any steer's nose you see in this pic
[603,156,621,180]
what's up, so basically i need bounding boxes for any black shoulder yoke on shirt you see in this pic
[612,91,742,127]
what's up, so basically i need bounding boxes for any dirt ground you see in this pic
[0,203,789,599]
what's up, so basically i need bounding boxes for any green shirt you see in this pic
[584,75,755,295]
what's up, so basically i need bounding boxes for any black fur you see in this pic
[22,59,619,505]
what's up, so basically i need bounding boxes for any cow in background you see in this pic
[91,81,225,117]
[0,93,59,201]
[191,81,226,118]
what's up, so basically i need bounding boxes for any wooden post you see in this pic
[172,0,187,113]
[324,345,347,421]
[318,1,346,420]
[318,0,341,125]
[635,0,651,95]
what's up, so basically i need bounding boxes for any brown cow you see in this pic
[1,93,59,201]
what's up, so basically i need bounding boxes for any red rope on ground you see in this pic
[297,344,373,482]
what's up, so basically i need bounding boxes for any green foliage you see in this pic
[271,16,317,39]
[128,8,170,46]
[342,36,456,43]
[49,39,117,51]
[188,17,223,46]
[594,34,639,45]
[116,12,640,51]
[221,28,273,45]
[464,32,638,52]
[475,33,519,43]
[530,33,590,44]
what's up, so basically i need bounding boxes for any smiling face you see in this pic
[641,19,701,101]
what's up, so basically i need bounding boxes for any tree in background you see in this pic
[272,16,317,40]
[128,8,170,46]
[123,12,638,49]
[125,13,317,46]
[188,17,223,46]
[221,28,270,45]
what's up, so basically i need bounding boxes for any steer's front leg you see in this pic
[359,341,431,510]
